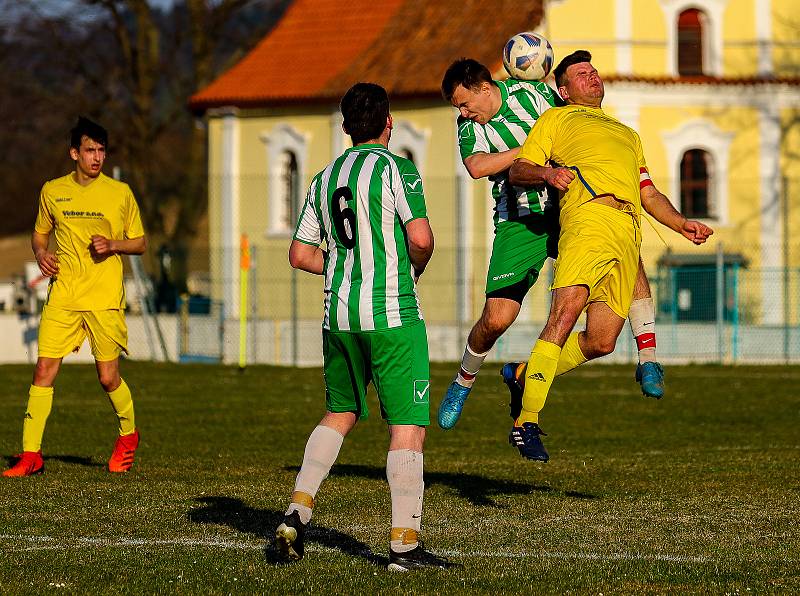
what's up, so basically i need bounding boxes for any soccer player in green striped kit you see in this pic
[276,83,453,572]
[438,58,665,430]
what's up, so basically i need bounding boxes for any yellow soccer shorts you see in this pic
[38,305,128,361]
[551,202,641,319]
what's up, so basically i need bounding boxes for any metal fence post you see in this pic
[783,176,790,363]
[732,263,740,363]
[716,242,725,363]
[291,267,298,366]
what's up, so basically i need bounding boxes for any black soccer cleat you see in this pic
[275,510,307,561]
[509,422,549,462]
[387,542,455,572]
[501,362,525,420]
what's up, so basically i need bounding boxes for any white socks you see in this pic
[387,449,424,553]
[286,425,344,525]
[629,297,657,363]
[455,344,489,388]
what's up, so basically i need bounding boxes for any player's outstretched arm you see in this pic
[463,148,521,179]
[509,158,574,190]
[32,231,58,276]
[640,185,713,245]
[405,218,434,280]
[288,240,325,275]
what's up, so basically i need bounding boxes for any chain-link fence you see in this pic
[118,241,800,367]
[2,170,798,366]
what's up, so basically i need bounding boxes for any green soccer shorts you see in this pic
[322,320,430,426]
[485,212,559,296]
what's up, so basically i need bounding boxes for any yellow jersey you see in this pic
[34,173,145,311]
[517,105,648,225]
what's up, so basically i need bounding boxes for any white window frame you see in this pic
[661,118,733,226]
[660,0,726,77]
[389,120,429,177]
[260,124,309,237]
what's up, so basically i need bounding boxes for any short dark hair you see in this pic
[70,116,108,149]
[441,58,494,102]
[340,83,390,145]
[553,50,593,88]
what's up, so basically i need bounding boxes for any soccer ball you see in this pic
[502,32,554,81]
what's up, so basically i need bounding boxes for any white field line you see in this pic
[1,534,794,564]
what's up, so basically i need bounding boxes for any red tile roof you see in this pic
[606,74,800,86]
[189,0,544,110]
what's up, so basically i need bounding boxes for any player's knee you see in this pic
[98,371,120,392]
[585,336,616,358]
[481,314,512,340]
[33,361,58,385]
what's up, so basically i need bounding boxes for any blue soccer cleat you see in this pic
[501,362,524,420]
[509,422,549,462]
[636,361,665,399]
[437,382,472,429]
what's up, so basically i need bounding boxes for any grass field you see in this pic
[0,361,797,594]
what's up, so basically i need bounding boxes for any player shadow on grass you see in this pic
[187,496,389,567]
[286,464,597,506]
[3,454,102,469]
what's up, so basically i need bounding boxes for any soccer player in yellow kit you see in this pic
[3,117,146,477]
[504,51,713,462]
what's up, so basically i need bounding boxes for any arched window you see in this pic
[262,124,307,236]
[677,8,705,75]
[277,150,300,232]
[680,149,711,217]
[398,148,415,164]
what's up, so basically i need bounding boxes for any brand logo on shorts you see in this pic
[492,272,515,281]
[413,380,430,404]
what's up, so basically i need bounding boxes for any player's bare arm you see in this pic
[31,231,59,276]
[509,158,575,190]
[288,240,325,275]
[639,184,714,245]
[406,218,434,279]
[90,235,147,258]
[463,148,520,179]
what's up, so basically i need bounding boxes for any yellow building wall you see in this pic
[543,0,617,73]
[390,101,460,323]
[722,0,757,76]
[634,105,764,269]
[631,0,668,76]
[773,0,800,76]
[547,0,799,78]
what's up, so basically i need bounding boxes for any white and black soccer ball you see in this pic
[502,32,555,81]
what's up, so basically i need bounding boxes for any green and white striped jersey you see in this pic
[457,79,560,224]
[294,143,428,332]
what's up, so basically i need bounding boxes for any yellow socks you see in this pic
[518,340,561,425]
[555,332,588,376]
[22,385,54,452]
[106,378,136,436]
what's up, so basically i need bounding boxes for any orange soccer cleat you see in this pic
[108,429,140,473]
[3,451,44,477]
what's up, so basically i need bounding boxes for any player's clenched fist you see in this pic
[90,234,115,258]
[543,167,575,191]
[35,250,59,276]
[680,219,714,245]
